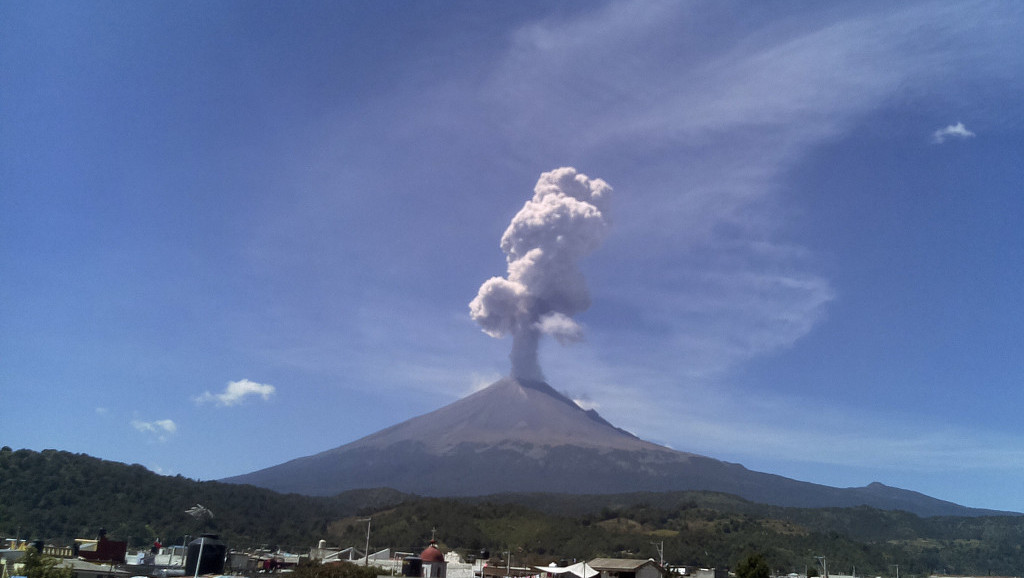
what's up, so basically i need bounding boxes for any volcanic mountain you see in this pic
[224,378,1001,516]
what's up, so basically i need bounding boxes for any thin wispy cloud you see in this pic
[250,306,504,403]
[488,3,871,381]
[932,121,976,143]
[132,419,177,442]
[485,1,1017,390]
[469,0,1024,495]
[581,362,1024,475]
[195,379,276,407]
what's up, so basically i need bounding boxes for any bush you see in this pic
[735,554,770,578]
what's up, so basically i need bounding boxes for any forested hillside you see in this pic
[0,447,403,550]
[328,495,1024,577]
[3,447,1024,576]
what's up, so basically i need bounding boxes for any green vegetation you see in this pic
[19,547,72,578]
[292,559,383,578]
[0,447,403,551]
[736,554,771,578]
[3,448,1024,577]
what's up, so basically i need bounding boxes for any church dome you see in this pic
[420,541,444,563]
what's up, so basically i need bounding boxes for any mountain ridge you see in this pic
[223,377,1009,517]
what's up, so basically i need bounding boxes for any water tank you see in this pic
[185,534,226,576]
[402,556,423,577]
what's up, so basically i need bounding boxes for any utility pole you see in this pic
[816,557,828,578]
[193,536,205,578]
[358,518,372,566]
[651,541,664,567]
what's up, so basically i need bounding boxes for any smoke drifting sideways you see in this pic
[470,167,612,381]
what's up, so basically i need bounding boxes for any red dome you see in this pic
[420,542,444,563]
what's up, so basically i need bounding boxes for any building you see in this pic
[401,540,450,578]
[538,561,599,578]
[419,540,448,578]
[588,558,665,578]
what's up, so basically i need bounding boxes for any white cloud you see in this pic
[131,418,177,442]
[195,379,276,407]
[932,121,976,143]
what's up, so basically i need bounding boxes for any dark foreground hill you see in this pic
[0,446,404,550]
[224,377,1005,517]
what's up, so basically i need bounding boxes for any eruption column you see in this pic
[470,167,612,381]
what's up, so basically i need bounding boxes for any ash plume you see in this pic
[470,167,612,380]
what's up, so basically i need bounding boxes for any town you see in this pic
[1,531,1015,578]
[2,530,723,578]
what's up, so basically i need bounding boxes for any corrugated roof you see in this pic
[537,562,599,578]
[588,559,658,571]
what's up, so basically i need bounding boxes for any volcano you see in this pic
[223,378,1002,516]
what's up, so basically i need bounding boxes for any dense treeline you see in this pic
[0,447,403,551]
[3,448,1024,577]
[326,497,1024,577]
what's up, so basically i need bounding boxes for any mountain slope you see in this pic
[336,377,676,454]
[223,378,1006,517]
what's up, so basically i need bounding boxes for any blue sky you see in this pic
[3,1,1024,512]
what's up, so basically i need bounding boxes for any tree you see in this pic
[735,554,771,578]
[20,547,72,578]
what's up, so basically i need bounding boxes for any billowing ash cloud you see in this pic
[470,167,612,381]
